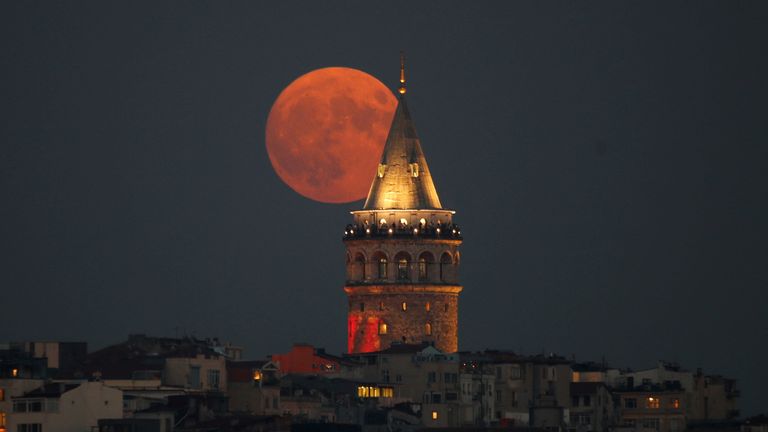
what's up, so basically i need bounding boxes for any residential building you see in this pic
[346,342,461,428]
[614,383,686,432]
[477,351,571,428]
[227,360,281,415]
[689,371,740,422]
[7,381,122,432]
[15,342,87,379]
[569,382,614,432]
[270,344,359,377]
[459,355,495,427]
[1,344,48,432]
[83,334,229,394]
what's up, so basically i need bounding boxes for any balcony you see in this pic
[343,223,462,241]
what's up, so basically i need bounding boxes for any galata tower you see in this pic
[343,55,462,353]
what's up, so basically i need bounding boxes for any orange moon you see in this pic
[265,67,398,203]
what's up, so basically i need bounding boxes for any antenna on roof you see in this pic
[398,51,407,95]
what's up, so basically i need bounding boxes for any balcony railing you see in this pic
[343,223,462,240]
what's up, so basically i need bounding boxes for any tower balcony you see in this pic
[343,223,462,241]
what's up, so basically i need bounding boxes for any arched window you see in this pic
[379,322,388,335]
[401,302,407,311]
[372,252,388,280]
[440,252,453,282]
[425,322,432,336]
[354,252,366,281]
[394,251,411,281]
[425,302,431,312]
[418,252,434,281]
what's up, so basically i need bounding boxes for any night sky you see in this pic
[1,1,766,415]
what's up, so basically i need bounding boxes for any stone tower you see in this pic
[343,56,462,353]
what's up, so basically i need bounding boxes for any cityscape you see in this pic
[2,2,766,432]
[1,58,762,432]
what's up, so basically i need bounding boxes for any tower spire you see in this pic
[398,51,407,95]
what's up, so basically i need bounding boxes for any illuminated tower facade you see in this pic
[343,56,462,353]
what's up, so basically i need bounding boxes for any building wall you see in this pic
[689,375,739,421]
[164,355,226,392]
[228,382,281,415]
[493,360,572,426]
[344,235,462,354]
[459,372,495,426]
[271,345,341,375]
[346,285,460,353]
[616,390,686,432]
[0,379,44,432]
[8,382,122,432]
[349,348,463,427]
[570,384,615,432]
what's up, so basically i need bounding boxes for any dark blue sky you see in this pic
[1,1,766,415]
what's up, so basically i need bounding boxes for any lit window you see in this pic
[419,218,426,226]
[11,368,18,378]
[379,322,388,335]
[647,396,660,409]
[431,411,439,420]
[402,302,407,311]
[378,258,387,279]
[671,398,680,409]
[379,218,387,225]
[425,301,431,312]
[400,218,408,226]
[357,386,382,398]
[398,258,409,280]
[409,163,419,177]
[252,370,262,382]
[381,387,394,398]
[418,258,427,280]
[425,322,432,335]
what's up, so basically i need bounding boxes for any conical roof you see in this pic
[363,96,442,210]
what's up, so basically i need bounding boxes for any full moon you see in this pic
[266,67,398,203]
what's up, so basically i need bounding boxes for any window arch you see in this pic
[440,252,453,282]
[354,252,366,281]
[394,251,412,281]
[372,251,388,280]
[418,251,435,281]
[425,322,432,336]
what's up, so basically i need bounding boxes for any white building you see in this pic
[7,381,122,432]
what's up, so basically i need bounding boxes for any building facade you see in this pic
[343,61,463,354]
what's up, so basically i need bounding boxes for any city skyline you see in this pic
[1,1,766,417]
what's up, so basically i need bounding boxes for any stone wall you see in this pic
[345,285,460,353]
